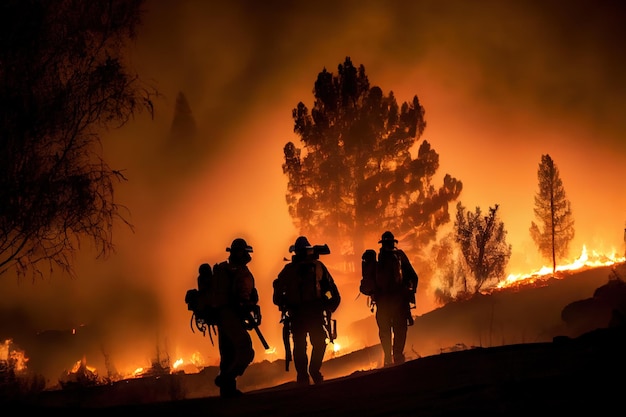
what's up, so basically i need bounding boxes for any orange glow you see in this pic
[0,339,10,361]
[2,2,626,389]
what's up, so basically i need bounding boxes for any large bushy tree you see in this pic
[282,57,462,264]
[529,154,575,274]
[454,202,512,293]
[0,0,156,279]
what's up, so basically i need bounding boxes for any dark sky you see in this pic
[2,0,625,379]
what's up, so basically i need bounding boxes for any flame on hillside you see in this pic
[162,245,626,377]
[1,339,29,373]
[59,356,99,388]
[496,245,626,291]
[7,244,624,388]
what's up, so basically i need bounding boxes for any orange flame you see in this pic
[172,358,184,369]
[497,245,625,290]
[1,339,29,372]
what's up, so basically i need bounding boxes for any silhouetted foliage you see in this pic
[454,202,511,293]
[282,57,462,263]
[431,233,470,304]
[529,154,575,275]
[0,0,156,279]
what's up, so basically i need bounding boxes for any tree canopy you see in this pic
[0,0,156,279]
[529,154,575,274]
[282,57,462,264]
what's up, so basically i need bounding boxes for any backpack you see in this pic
[185,263,215,321]
[375,249,405,295]
[273,258,340,313]
[360,248,418,298]
[359,248,418,324]
[184,261,235,343]
[359,249,377,296]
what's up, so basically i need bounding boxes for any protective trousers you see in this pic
[290,308,327,384]
[375,295,408,366]
[216,308,254,395]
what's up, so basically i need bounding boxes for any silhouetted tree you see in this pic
[167,91,197,150]
[161,91,201,175]
[529,154,575,275]
[0,0,156,279]
[282,57,462,264]
[454,202,511,293]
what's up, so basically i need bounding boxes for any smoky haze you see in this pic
[1,0,625,384]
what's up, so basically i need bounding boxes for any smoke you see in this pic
[1,0,625,384]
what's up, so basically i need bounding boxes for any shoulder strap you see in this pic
[313,259,324,298]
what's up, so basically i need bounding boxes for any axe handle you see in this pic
[253,324,270,349]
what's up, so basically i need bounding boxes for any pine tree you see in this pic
[167,91,197,150]
[161,91,202,175]
[529,154,575,274]
[282,57,462,265]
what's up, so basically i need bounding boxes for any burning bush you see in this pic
[59,357,101,389]
[0,339,45,403]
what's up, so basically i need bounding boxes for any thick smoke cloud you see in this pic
[1,0,625,383]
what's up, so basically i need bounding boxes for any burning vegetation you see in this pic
[59,356,99,389]
[1,245,624,397]
[3,260,626,407]
[0,339,44,402]
[495,245,625,292]
[0,339,28,374]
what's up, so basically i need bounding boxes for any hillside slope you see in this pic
[11,263,626,414]
[34,325,626,416]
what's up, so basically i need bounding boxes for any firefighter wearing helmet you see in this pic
[213,237,259,398]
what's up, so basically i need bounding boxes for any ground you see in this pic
[7,264,626,415]
[23,325,626,416]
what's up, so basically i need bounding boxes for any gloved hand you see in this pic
[240,303,262,329]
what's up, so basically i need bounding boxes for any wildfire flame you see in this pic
[5,244,624,384]
[69,357,97,375]
[497,245,626,290]
[1,339,29,373]
[172,358,184,369]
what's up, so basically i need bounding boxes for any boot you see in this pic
[393,352,405,365]
[296,373,311,386]
[310,371,324,385]
[218,377,243,398]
